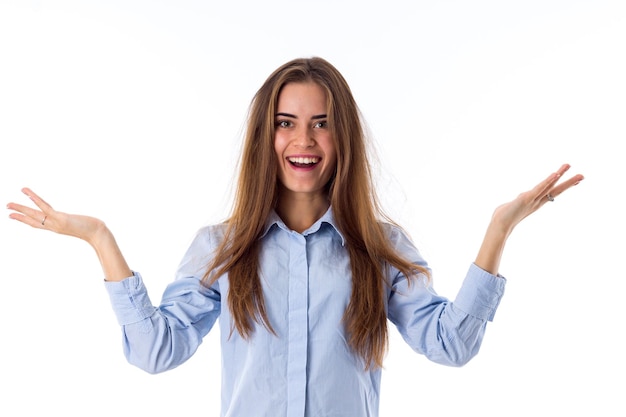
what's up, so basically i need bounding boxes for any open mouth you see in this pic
[287,156,321,168]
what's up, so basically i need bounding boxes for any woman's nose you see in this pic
[294,126,315,148]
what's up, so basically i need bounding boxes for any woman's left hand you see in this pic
[491,163,584,236]
[474,163,584,275]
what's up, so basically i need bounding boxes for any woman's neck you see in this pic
[275,191,330,233]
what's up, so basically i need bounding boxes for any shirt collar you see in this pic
[260,206,346,246]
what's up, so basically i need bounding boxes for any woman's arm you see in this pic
[474,163,584,275]
[7,187,132,282]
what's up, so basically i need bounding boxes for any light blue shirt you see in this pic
[105,208,505,417]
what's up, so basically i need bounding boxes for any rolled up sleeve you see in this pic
[386,226,506,367]
[105,272,157,326]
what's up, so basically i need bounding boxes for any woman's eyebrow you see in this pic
[276,112,296,118]
[275,112,327,119]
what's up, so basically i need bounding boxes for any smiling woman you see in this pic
[7,56,584,417]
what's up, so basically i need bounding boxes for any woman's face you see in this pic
[274,81,337,199]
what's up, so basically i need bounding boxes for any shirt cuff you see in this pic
[104,271,157,326]
[453,263,506,322]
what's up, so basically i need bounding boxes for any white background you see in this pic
[1,0,624,415]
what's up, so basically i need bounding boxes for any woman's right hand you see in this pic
[7,188,133,281]
[7,187,106,246]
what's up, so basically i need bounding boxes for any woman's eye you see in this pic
[276,120,291,128]
[313,121,328,128]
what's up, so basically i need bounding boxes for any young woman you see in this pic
[7,57,583,417]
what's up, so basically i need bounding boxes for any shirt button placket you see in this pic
[286,232,309,417]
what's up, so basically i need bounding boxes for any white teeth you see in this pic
[288,157,320,164]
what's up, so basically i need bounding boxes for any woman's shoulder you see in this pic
[196,221,228,235]
[193,222,228,246]
[379,220,410,241]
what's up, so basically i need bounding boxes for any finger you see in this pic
[7,202,48,228]
[555,163,571,177]
[8,211,48,229]
[22,187,54,212]
[548,173,585,199]
[538,163,580,200]
[531,166,568,203]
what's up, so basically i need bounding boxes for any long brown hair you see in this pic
[203,57,428,369]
